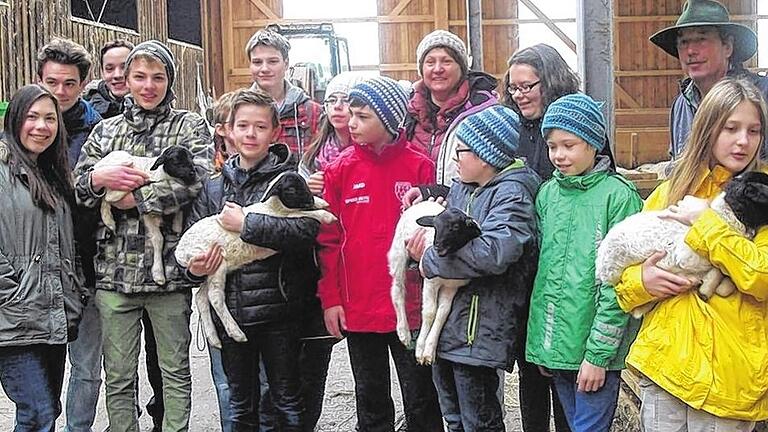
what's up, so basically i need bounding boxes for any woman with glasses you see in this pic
[502,44,615,181]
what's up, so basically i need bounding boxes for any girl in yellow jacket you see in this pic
[615,77,768,431]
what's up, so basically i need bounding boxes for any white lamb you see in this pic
[94,146,198,285]
[389,201,481,365]
[596,172,768,318]
[175,171,337,348]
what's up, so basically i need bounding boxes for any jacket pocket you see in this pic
[0,256,39,308]
[466,293,479,346]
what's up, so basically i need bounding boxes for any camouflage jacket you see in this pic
[73,99,213,294]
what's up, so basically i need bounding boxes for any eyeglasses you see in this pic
[455,148,473,158]
[507,81,541,95]
[324,96,350,107]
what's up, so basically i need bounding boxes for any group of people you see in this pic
[0,0,766,431]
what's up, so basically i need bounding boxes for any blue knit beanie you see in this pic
[541,93,606,151]
[454,105,521,170]
[349,76,409,138]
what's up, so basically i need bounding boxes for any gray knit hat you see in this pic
[324,72,370,97]
[245,29,291,59]
[415,30,468,77]
[541,93,606,151]
[126,40,176,88]
[455,105,521,170]
[349,76,410,138]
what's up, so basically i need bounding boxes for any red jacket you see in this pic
[317,133,435,333]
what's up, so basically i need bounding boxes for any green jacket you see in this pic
[73,100,213,293]
[525,157,642,370]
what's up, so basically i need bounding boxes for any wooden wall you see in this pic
[613,0,758,168]
[0,0,207,111]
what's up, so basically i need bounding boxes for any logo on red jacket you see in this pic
[394,182,413,201]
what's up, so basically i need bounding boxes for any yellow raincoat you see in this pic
[615,165,768,421]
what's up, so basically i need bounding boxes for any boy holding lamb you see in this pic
[525,94,642,432]
[413,105,542,431]
[181,88,319,431]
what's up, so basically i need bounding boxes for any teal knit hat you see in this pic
[541,93,606,151]
[455,105,520,169]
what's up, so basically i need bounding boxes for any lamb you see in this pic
[389,201,481,365]
[596,171,768,318]
[94,146,198,285]
[175,171,337,348]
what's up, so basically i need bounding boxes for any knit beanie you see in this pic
[324,72,370,97]
[541,93,606,151]
[126,40,176,89]
[349,76,409,138]
[454,105,521,170]
[416,30,469,77]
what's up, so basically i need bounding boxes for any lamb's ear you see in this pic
[748,182,768,203]
[150,153,167,171]
[416,215,436,227]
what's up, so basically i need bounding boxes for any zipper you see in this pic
[466,293,479,346]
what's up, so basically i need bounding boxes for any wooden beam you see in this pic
[434,0,448,29]
[247,0,278,20]
[615,83,641,109]
[232,15,437,28]
[518,0,576,52]
[388,0,413,17]
[448,18,575,26]
[614,70,684,77]
[379,62,417,72]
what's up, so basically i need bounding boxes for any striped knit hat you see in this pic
[325,72,370,97]
[541,93,606,151]
[455,105,521,170]
[349,76,409,138]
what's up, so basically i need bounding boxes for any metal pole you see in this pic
[466,0,483,71]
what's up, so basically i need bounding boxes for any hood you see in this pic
[222,142,296,187]
[280,80,311,115]
[487,161,542,198]
[552,154,612,190]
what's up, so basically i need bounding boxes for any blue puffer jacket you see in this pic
[421,162,541,371]
[63,98,101,167]
[670,68,768,160]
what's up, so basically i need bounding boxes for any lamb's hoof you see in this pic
[696,289,712,302]
[206,334,223,350]
[152,271,166,286]
[416,354,433,366]
[228,328,248,343]
[397,326,412,348]
[715,279,736,297]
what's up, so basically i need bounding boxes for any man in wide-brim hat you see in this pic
[650,0,768,159]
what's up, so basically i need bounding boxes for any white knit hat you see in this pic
[415,30,468,77]
[324,72,371,97]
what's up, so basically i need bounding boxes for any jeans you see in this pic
[0,344,67,432]
[517,357,571,432]
[552,369,621,432]
[65,299,103,432]
[209,343,233,432]
[346,332,443,432]
[259,337,336,432]
[96,290,192,432]
[432,358,503,432]
[221,322,304,432]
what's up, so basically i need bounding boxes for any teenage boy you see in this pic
[318,76,444,432]
[73,40,213,432]
[85,39,134,119]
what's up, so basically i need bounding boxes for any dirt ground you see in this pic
[0,300,641,431]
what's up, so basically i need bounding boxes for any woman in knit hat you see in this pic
[525,93,643,432]
[502,44,615,182]
[403,29,498,185]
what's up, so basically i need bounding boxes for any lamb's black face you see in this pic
[265,172,315,209]
[417,207,481,257]
[724,171,768,231]
[152,146,197,185]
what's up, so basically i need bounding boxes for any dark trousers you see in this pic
[260,337,337,432]
[142,310,165,430]
[0,344,67,432]
[222,322,304,432]
[432,358,504,432]
[346,332,443,432]
[517,357,571,432]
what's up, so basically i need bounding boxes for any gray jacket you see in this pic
[0,141,86,346]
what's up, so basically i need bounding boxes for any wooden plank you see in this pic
[388,0,414,16]
[518,0,576,52]
[615,83,641,109]
[247,0,278,20]
[434,0,448,29]
[448,18,574,25]
[615,70,685,77]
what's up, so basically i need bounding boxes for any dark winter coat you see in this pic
[84,80,126,119]
[184,144,320,333]
[0,141,87,346]
[420,162,541,371]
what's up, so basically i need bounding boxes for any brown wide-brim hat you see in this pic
[649,0,757,63]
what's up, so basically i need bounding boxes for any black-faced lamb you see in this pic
[389,201,481,365]
[94,146,197,285]
[596,171,768,318]
[175,171,337,348]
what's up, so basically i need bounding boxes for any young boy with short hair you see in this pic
[525,94,642,432]
[318,76,443,432]
[183,88,320,431]
[416,105,541,431]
